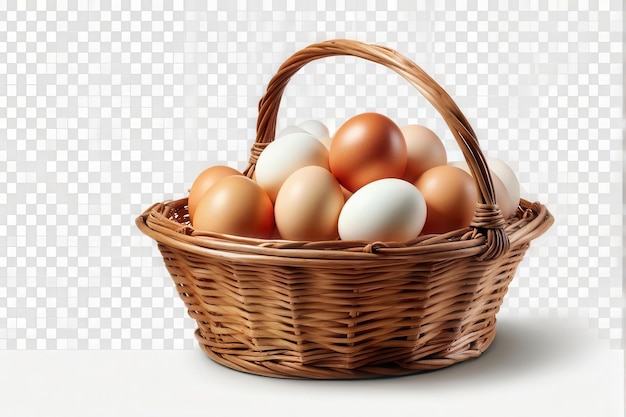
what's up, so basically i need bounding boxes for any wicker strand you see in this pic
[243,142,268,177]
[471,203,510,259]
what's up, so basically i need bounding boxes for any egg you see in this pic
[274,166,344,241]
[486,157,521,213]
[316,135,333,149]
[340,185,353,201]
[276,125,307,138]
[192,175,275,239]
[448,160,515,219]
[187,165,242,222]
[255,132,329,201]
[329,112,407,192]
[299,119,330,140]
[338,178,427,242]
[415,165,477,235]
[400,124,447,183]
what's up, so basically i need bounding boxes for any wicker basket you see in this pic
[136,39,554,379]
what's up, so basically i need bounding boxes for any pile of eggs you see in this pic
[187,112,520,242]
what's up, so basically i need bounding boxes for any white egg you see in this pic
[255,132,329,202]
[486,157,520,212]
[338,178,427,242]
[316,135,333,149]
[299,119,330,139]
[276,125,307,138]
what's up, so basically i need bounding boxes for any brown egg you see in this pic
[340,184,353,201]
[274,166,345,241]
[448,160,515,219]
[192,175,275,239]
[400,124,447,183]
[415,165,477,235]
[329,112,407,192]
[187,165,242,222]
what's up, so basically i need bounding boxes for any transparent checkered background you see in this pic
[0,1,622,350]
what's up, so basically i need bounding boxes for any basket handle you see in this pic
[245,39,509,259]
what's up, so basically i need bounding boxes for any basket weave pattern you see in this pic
[137,40,553,379]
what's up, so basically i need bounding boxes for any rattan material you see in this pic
[136,39,554,379]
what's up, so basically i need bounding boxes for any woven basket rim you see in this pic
[136,197,553,263]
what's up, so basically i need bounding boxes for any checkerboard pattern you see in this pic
[0,1,622,349]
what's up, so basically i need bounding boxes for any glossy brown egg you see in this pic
[415,165,477,235]
[329,112,407,192]
[187,165,242,222]
[192,175,275,239]
[448,160,515,219]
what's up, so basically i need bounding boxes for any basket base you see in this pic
[194,326,497,380]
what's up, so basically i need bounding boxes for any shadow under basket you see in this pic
[136,40,554,379]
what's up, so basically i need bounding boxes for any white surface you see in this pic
[0,315,623,417]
